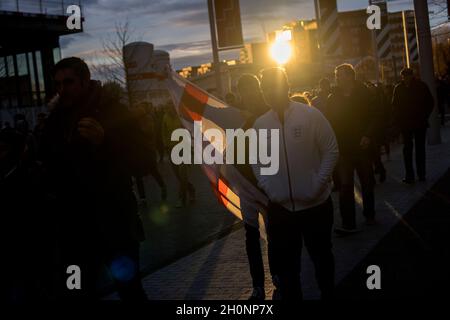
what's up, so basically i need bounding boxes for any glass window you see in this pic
[33,92,39,104]
[7,55,15,77]
[53,47,61,64]
[0,57,6,78]
[35,51,45,92]
[28,52,36,92]
[17,53,28,76]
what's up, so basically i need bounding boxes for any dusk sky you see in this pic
[60,0,441,71]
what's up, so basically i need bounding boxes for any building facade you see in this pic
[0,0,83,125]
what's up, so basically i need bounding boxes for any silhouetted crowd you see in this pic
[1,56,448,301]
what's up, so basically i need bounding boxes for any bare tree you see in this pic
[429,0,449,27]
[92,19,139,107]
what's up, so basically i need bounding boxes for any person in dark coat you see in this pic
[134,102,167,205]
[235,74,271,300]
[325,64,379,235]
[369,82,389,183]
[392,68,434,184]
[311,78,332,114]
[1,130,54,301]
[39,57,153,300]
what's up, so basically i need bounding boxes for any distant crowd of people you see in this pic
[224,65,444,300]
[1,55,447,301]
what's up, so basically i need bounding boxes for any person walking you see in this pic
[326,64,379,234]
[392,68,434,184]
[234,74,271,300]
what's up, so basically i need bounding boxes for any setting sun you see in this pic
[270,40,292,65]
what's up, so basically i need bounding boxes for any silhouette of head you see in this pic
[335,63,356,89]
[52,57,91,108]
[260,67,290,112]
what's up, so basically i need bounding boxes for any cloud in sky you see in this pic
[63,0,414,71]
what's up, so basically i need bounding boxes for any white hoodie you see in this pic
[252,101,339,212]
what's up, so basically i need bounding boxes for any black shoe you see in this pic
[248,287,265,301]
[402,178,415,184]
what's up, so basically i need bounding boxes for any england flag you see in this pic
[165,71,269,239]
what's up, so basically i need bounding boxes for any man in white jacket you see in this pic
[252,68,339,300]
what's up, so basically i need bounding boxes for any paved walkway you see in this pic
[107,126,450,300]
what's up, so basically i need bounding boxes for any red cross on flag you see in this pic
[165,71,269,239]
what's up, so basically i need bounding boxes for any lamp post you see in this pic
[414,0,441,144]
[207,0,223,99]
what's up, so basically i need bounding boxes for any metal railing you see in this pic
[0,0,81,16]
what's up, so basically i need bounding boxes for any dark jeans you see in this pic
[244,223,265,288]
[370,143,386,175]
[267,197,334,300]
[336,156,375,229]
[402,128,427,179]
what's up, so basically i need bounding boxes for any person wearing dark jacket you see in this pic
[235,74,270,300]
[311,78,332,114]
[134,102,167,205]
[326,64,379,235]
[39,57,152,300]
[1,130,54,301]
[369,82,388,183]
[392,68,434,184]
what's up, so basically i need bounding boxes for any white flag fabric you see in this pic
[165,71,269,239]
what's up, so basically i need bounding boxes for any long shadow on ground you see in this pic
[335,168,450,299]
